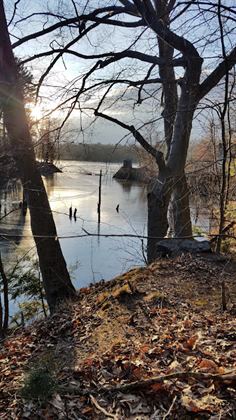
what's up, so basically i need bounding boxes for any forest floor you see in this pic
[0,254,236,419]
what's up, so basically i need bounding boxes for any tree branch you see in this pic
[12,6,136,48]
[118,0,139,16]
[133,0,202,60]
[94,109,165,170]
[198,47,236,100]
[20,47,184,68]
[99,51,185,68]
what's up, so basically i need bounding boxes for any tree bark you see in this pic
[171,174,192,238]
[147,173,172,262]
[0,0,76,312]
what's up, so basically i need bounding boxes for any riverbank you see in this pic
[0,157,62,187]
[1,254,236,418]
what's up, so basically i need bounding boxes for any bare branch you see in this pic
[99,51,185,68]
[8,0,21,26]
[134,0,202,60]
[12,6,136,48]
[198,47,236,100]
[94,109,165,170]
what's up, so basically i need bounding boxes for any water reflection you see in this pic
[0,181,27,254]
[118,180,132,193]
[44,174,55,197]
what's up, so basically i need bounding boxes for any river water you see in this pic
[0,162,147,290]
[0,161,214,315]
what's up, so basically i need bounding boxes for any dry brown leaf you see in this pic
[197,359,219,373]
[185,334,199,350]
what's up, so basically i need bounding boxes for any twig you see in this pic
[162,395,177,419]
[210,221,235,243]
[90,395,117,419]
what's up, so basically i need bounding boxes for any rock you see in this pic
[156,239,211,257]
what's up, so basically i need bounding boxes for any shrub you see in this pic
[21,366,57,401]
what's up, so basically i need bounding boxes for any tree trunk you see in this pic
[172,174,192,238]
[147,54,202,262]
[150,3,192,246]
[0,0,76,312]
[147,170,172,262]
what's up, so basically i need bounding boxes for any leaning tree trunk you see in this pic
[0,0,76,312]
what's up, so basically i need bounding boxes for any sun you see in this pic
[28,103,44,120]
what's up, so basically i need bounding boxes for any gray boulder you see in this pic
[156,238,211,257]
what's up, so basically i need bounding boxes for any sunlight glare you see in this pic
[29,103,43,120]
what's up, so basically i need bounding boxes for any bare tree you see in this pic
[11,0,236,261]
[0,0,76,312]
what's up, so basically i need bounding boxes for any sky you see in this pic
[5,0,236,146]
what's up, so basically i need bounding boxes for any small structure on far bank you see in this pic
[113,159,151,183]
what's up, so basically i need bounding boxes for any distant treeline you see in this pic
[59,142,138,163]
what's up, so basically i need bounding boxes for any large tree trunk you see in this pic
[0,0,76,312]
[147,1,193,252]
[147,52,202,262]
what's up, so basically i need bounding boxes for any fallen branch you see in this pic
[59,371,236,397]
[101,370,236,393]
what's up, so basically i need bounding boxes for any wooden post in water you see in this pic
[97,170,102,223]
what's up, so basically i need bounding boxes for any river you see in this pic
[0,162,147,289]
[0,161,214,316]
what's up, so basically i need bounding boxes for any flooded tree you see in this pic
[0,0,76,312]
[11,0,236,261]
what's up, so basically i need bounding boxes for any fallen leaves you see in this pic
[0,255,236,418]
[181,391,224,414]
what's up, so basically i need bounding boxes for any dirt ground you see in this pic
[0,253,236,419]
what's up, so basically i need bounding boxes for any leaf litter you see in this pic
[0,254,236,419]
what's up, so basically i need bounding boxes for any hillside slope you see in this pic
[0,255,236,419]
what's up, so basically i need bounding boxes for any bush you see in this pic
[21,366,57,401]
